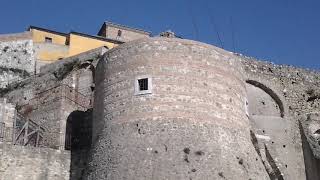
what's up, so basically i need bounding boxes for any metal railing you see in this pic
[19,84,92,110]
[0,112,45,147]
[13,116,44,147]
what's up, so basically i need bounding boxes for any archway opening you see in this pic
[65,110,92,150]
[246,80,284,118]
[65,109,93,180]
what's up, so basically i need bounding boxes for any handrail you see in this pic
[13,112,45,147]
[18,84,92,109]
[16,112,46,132]
[27,83,90,102]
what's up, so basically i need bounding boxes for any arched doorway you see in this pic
[65,110,92,150]
[65,109,93,180]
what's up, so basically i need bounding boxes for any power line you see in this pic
[186,0,199,40]
[205,3,224,48]
[230,16,236,52]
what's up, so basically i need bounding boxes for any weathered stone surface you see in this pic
[0,39,35,88]
[0,143,70,180]
[0,33,319,180]
[86,37,269,180]
[240,55,320,179]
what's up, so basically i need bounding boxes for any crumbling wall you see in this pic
[0,38,35,88]
[240,55,320,180]
[0,47,102,150]
[299,115,320,180]
[0,143,70,180]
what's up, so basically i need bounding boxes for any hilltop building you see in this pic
[0,22,319,180]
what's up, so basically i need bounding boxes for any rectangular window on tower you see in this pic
[138,78,148,91]
[135,76,152,95]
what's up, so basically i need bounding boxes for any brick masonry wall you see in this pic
[106,26,150,42]
[0,143,70,180]
[86,37,269,180]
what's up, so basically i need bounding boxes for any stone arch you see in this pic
[65,110,92,150]
[246,80,285,118]
[64,109,92,180]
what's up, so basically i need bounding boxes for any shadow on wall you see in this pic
[65,109,93,180]
[300,122,320,180]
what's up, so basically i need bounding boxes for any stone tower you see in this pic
[86,37,269,179]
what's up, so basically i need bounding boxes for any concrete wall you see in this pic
[34,42,69,63]
[0,143,70,180]
[31,29,67,45]
[68,34,116,57]
[86,37,269,180]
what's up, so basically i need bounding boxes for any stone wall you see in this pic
[239,55,320,179]
[103,24,150,42]
[0,38,35,88]
[0,40,35,73]
[86,37,269,180]
[0,47,100,150]
[0,143,70,180]
[0,98,15,143]
[0,32,319,180]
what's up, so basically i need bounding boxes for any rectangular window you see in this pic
[135,76,152,95]
[45,37,52,43]
[138,78,148,91]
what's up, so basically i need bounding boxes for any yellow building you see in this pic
[28,26,124,63]
[0,22,150,65]
[67,32,119,57]
[28,22,151,63]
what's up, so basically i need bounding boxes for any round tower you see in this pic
[87,37,269,180]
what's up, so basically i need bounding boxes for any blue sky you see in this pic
[1,0,320,70]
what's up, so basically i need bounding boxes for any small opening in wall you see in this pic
[138,78,149,91]
[117,30,122,37]
[135,76,152,95]
[45,37,53,43]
